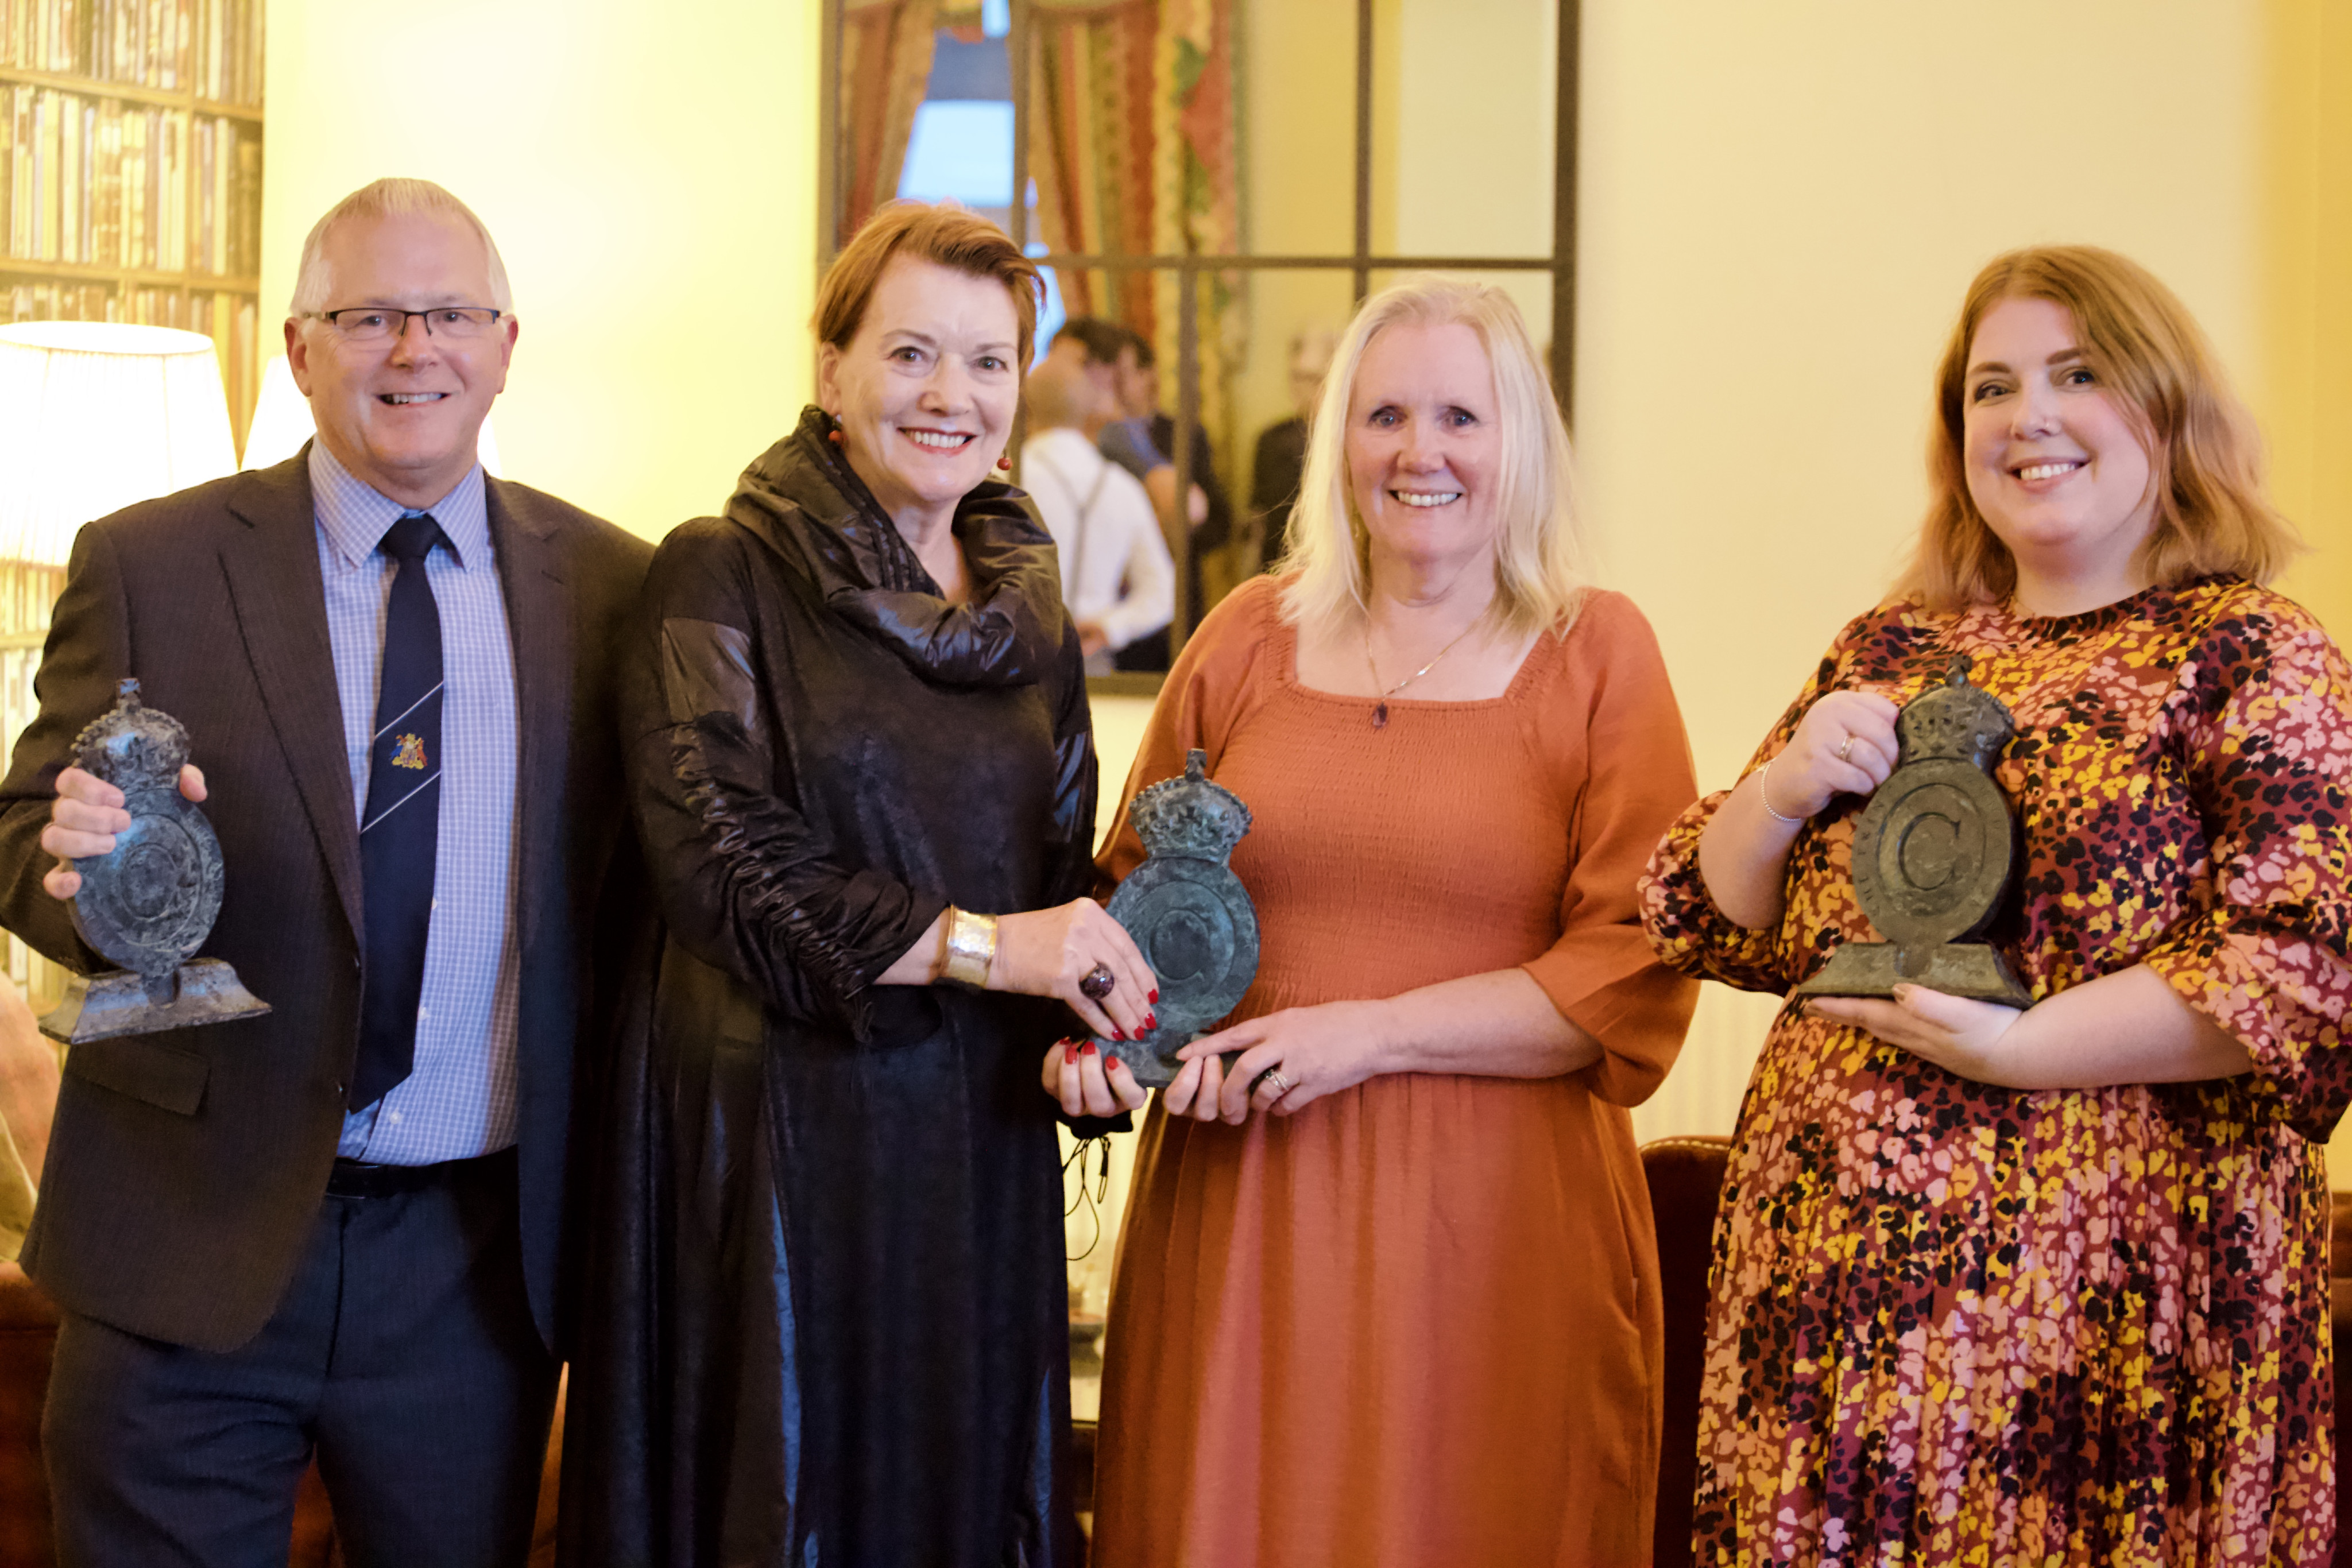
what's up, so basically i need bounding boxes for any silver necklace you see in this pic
[1364,619,1479,730]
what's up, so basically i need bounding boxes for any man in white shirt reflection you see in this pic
[1020,358,1174,673]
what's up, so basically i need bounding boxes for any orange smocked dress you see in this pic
[1090,576,1701,1567]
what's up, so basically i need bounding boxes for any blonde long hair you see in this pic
[1278,276,1589,641]
[1902,244,2300,609]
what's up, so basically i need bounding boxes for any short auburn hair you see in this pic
[1903,243,2300,610]
[814,202,1044,369]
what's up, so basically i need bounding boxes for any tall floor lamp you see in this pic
[0,322,238,1011]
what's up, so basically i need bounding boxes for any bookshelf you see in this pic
[0,1,260,1011]
[1,0,265,451]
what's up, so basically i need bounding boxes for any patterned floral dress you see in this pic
[1638,575,2352,1564]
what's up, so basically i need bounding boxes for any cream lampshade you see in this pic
[241,354,504,478]
[0,322,239,566]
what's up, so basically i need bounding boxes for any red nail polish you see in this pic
[1064,1043,1080,1063]
[1111,1028,1125,1041]
[1147,1014,1159,1031]
[1081,1042,1097,1056]
[1149,988,1160,1004]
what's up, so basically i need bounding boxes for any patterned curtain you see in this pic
[1025,0,1242,451]
[840,0,943,241]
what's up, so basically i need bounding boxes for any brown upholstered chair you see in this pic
[1641,1135,1731,1568]
[0,1259,58,1566]
[2334,1192,2352,1554]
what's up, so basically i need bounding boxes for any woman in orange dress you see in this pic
[1047,276,1702,1566]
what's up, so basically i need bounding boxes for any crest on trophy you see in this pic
[1098,749,1260,1087]
[1790,656,2036,1010]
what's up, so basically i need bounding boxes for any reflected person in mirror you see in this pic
[1639,245,2351,1561]
[1020,354,1173,671]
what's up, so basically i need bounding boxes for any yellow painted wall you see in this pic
[1569,2,2295,1143]
[2264,0,2352,641]
[2262,0,2352,1179]
[1224,1,2338,1150]
[252,0,2352,1189]
[1577,1,2266,791]
[260,0,822,540]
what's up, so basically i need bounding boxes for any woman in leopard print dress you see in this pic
[1639,245,2350,1563]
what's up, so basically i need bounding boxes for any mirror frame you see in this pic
[817,0,1585,699]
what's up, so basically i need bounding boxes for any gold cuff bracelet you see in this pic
[942,906,998,989]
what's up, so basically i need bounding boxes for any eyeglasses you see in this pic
[312,307,505,343]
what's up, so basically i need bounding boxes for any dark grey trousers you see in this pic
[42,1147,559,1568]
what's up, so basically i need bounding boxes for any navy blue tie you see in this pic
[350,512,446,1111]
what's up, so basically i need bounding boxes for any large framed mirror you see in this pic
[820,0,1581,684]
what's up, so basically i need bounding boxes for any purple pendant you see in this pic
[1372,701,1389,730]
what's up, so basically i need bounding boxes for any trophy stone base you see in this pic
[39,958,272,1044]
[1790,942,2034,1010]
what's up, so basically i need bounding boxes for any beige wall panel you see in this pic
[1575,1,2268,1140]
[261,0,822,540]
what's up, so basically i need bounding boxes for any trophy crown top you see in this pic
[1895,656,2015,769]
[1129,748,1252,862]
[71,679,189,794]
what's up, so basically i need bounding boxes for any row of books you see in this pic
[3,84,260,276]
[1,0,260,106]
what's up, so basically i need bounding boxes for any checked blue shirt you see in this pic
[311,440,522,1164]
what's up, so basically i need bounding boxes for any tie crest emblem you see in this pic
[390,733,428,771]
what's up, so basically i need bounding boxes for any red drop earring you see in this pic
[996,454,1013,472]
[826,428,844,446]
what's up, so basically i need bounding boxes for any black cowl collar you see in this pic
[724,406,1067,688]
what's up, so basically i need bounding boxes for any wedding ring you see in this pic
[1836,736,1855,762]
[1080,963,1116,1001]
[1260,1070,1294,1097]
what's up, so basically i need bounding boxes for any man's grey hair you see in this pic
[287,177,514,318]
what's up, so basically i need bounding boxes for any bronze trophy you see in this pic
[1790,656,2035,1010]
[38,679,270,1043]
[1097,749,1259,1087]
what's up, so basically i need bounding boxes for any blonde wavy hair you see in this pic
[1902,244,2300,610]
[1278,276,1589,641]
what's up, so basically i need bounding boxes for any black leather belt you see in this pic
[326,1146,512,1200]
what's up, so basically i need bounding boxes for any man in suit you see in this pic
[0,177,651,1566]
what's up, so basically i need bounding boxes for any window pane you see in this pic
[898,102,1016,206]
[1371,0,1557,260]
[838,18,1016,247]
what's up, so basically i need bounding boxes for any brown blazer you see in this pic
[0,450,651,1353]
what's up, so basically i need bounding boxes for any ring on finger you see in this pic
[1259,1069,1294,1098]
[1080,963,1116,1001]
[1836,736,1855,763]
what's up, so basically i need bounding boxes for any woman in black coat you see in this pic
[563,203,1152,1568]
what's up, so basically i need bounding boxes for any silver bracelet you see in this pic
[1757,759,1808,825]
